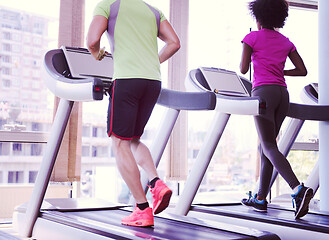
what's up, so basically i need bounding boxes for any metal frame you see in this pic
[288,0,318,9]
[0,131,48,143]
[22,99,74,237]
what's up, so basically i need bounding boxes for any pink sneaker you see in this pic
[150,179,172,214]
[121,206,154,227]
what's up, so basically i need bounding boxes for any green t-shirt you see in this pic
[93,0,166,81]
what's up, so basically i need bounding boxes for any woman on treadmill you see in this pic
[239,0,313,219]
[87,0,180,227]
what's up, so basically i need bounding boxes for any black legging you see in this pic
[252,85,300,198]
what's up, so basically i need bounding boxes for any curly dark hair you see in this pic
[249,0,289,28]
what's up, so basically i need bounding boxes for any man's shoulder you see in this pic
[94,0,118,18]
[96,0,118,9]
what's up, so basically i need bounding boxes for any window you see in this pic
[23,68,30,77]
[21,92,30,100]
[32,70,40,78]
[29,171,38,183]
[12,44,21,53]
[33,21,44,35]
[92,146,97,157]
[82,126,91,137]
[0,119,6,129]
[23,58,31,66]
[98,146,109,158]
[110,148,114,158]
[23,46,31,54]
[33,59,41,67]
[2,55,10,63]
[99,127,107,138]
[31,92,39,100]
[0,143,10,155]
[92,127,98,137]
[8,171,24,183]
[11,79,20,88]
[2,31,11,40]
[32,48,41,56]
[12,56,19,65]
[82,146,90,157]
[2,67,10,75]
[31,144,42,156]
[2,43,11,51]
[33,37,41,45]
[31,122,40,131]
[23,35,31,43]
[12,68,20,76]
[13,143,22,154]
[2,79,11,88]
[12,33,21,41]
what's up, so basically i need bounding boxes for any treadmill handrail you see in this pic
[186,68,265,116]
[214,94,265,115]
[157,88,216,110]
[288,102,329,121]
[44,49,99,102]
[44,49,94,84]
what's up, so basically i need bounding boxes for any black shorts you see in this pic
[107,78,161,140]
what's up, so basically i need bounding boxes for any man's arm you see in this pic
[158,20,180,64]
[86,15,108,60]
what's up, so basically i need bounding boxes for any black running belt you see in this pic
[40,208,279,240]
[190,203,329,234]
[0,230,21,240]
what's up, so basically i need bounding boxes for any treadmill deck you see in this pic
[189,203,329,234]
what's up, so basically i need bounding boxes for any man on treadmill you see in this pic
[87,0,180,227]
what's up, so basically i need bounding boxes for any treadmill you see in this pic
[175,67,329,240]
[0,230,21,240]
[12,48,279,240]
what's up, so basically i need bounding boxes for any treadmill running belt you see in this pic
[41,208,278,240]
[191,203,329,234]
[0,230,21,240]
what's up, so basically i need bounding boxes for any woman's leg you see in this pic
[257,146,273,199]
[254,86,299,196]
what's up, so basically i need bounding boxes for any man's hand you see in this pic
[97,47,108,61]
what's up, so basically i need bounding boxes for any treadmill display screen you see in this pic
[200,67,250,97]
[62,46,113,82]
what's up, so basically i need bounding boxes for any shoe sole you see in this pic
[153,189,172,215]
[252,207,267,213]
[295,188,313,219]
[121,219,154,227]
[241,200,267,212]
[241,201,253,208]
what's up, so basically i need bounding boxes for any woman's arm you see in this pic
[284,50,307,76]
[240,42,252,74]
[158,20,181,64]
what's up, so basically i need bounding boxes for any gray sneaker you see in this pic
[241,191,267,213]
